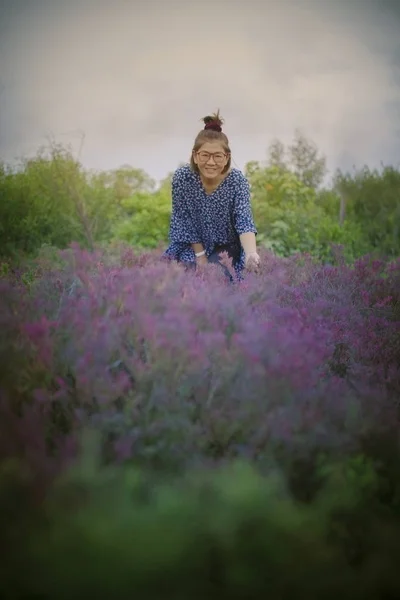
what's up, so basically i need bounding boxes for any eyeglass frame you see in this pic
[195,150,229,164]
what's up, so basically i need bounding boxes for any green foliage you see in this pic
[0,145,162,259]
[334,165,400,258]
[111,187,171,249]
[266,130,327,189]
[0,145,99,256]
[4,440,400,600]
[245,131,399,262]
[245,164,363,261]
[287,129,327,189]
[90,164,156,200]
[0,133,399,262]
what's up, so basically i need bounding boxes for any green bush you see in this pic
[334,165,400,258]
[3,439,400,600]
[111,187,171,249]
[0,146,161,259]
[246,165,366,262]
[1,135,399,262]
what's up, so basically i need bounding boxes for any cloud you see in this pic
[0,0,399,180]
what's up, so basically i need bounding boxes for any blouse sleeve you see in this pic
[169,171,201,244]
[233,175,258,235]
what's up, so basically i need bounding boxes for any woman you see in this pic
[163,111,260,280]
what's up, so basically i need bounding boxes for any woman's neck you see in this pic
[202,178,219,192]
[201,170,230,193]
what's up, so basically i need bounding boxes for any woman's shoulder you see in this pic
[227,168,250,188]
[172,163,196,184]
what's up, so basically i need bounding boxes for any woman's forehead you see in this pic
[198,141,226,153]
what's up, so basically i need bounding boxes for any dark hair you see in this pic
[190,110,231,174]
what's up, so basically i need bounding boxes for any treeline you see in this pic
[1,131,399,263]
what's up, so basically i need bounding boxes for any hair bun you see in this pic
[202,111,224,133]
[204,121,222,132]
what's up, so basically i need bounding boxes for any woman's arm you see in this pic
[233,176,258,249]
[233,175,259,269]
[239,231,257,254]
[191,242,205,254]
[168,170,207,264]
[169,171,201,246]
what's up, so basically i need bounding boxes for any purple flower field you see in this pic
[1,243,399,485]
[1,243,400,598]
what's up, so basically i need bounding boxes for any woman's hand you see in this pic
[196,255,208,267]
[240,233,259,272]
[245,251,260,272]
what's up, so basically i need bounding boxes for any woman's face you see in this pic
[193,142,230,180]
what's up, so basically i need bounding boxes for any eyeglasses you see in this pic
[196,151,227,164]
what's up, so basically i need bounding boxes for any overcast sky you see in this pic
[0,0,399,183]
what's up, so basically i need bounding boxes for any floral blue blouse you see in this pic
[163,164,257,274]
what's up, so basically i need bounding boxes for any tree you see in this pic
[91,166,156,204]
[267,139,287,171]
[264,131,327,190]
[332,165,400,257]
[287,129,327,189]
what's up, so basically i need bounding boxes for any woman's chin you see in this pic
[202,168,219,178]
